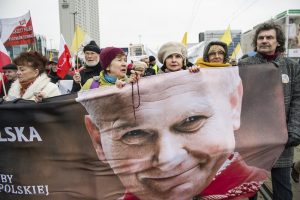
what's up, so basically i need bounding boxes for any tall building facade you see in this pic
[128,44,146,57]
[58,0,100,48]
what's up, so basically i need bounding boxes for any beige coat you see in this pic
[6,73,61,101]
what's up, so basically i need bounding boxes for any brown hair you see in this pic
[252,22,286,53]
[13,51,48,74]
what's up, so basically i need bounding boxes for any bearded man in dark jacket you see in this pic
[71,41,102,92]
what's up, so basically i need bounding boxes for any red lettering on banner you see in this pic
[4,19,35,46]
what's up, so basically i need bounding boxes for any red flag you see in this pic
[57,34,71,79]
[0,40,11,72]
[0,11,35,46]
[0,39,11,96]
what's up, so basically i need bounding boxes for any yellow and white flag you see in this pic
[220,26,232,46]
[71,25,91,55]
[49,51,53,61]
[231,43,243,60]
[181,32,188,46]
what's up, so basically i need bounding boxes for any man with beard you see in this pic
[72,41,102,92]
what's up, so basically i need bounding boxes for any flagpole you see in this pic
[71,13,83,88]
[71,12,79,71]
[49,39,53,61]
[32,36,36,51]
[74,27,82,88]
[0,73,7,97]
[76,26,79,71]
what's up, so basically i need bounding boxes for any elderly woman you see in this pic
[158,42,188,73]
[5,51,61,102]
[195,41,231,67]
[81,47,139,90]
[158,41,201,73]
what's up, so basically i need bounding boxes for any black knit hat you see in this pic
[2,63,17,70]
[47,57,58,65]
[149,55,156,62]
[83,41,100,54]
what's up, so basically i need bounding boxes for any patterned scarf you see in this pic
[20,78,36,97]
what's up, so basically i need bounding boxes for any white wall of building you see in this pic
[58,0,100,47]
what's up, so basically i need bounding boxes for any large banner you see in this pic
[0,11,35,46]
[0,64,287,200]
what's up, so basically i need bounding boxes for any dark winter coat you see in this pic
[48,69,72,84]
[71,62,102,92]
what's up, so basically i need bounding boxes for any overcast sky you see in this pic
[0,0,299,49]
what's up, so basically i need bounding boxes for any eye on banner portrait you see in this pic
[0,64,287,200]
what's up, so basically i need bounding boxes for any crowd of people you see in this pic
[1,21,300,200]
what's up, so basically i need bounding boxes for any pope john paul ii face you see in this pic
[85,70,242,200]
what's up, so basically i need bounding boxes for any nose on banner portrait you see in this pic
[0,64,287,200]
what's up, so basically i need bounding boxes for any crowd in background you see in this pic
[0,38,238,101]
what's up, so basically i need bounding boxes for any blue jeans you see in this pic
[271,167,293,200]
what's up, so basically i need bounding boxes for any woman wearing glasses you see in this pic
[195,41,231,67]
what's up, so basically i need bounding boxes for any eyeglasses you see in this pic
[208,51,225,57]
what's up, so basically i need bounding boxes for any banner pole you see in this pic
[73,25,82,89]
[76,26,79,72]
[0,73,7,97]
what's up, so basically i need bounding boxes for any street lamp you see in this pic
[71,11,78,33]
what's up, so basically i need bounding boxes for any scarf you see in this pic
[104,73,118,84]
[195,58,231,68]
[19,78,36,97]
[98,71,128,87]
[261,52,279,61]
